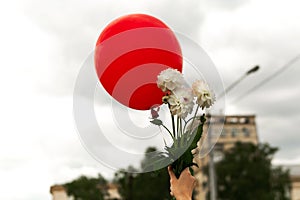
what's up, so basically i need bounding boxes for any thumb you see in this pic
[168,166,176,180]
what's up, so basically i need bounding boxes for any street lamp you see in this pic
[217,65,260,99]
[208,65,260,200]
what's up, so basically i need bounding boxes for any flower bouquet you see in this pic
[144,68,215,197]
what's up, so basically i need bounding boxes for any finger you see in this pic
[179,167,190,178]
[168,166,176,180]
[185,167,192,174]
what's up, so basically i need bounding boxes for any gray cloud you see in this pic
[196,0,300,163]
[207,0,248,9]
[23,0,206,96]
[5,1,300,199]
[21,0,300,181]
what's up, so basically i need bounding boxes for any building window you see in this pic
[239,117,249,124]
[231,128,238,137]
[242,127,250,137]
[221,129,226,137]
[227,117,238,124]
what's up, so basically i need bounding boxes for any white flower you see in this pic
[167,88,194,118]
[157,68,184,92]
[192,80,215,109]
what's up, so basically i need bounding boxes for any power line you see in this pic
[218,65,259,99]
[232,54,300,103]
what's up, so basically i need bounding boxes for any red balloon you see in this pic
[95,14,182,110]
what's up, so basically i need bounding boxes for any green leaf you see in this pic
[168,115,206,178]
[150,119,163,126]
[189,114,206,151]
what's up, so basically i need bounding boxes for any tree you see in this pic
[205,142,291,200]
[113,147,172,200]
[113,165,138,200]
[64,174,107,200]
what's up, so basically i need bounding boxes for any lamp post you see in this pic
[217,65,260,99]
[208,113,217,200]
[208,65,260,200]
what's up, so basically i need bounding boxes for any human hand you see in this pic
[168,166,196,200]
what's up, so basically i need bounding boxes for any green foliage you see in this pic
[204,142,291,200]
[170,114,206,178]
[64,174,107,200]
[113,147,172,200]
[147,114,206,179]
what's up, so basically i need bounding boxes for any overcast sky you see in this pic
[0,0,300,199]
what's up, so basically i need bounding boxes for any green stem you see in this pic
[178,117,183,138]
[189,104,200,134]
[180,118,185,148]
[171,113,176,139]
[183,116,196,133]
[177,116,180,138]
[168,103,176,139]
[162,124,175,141]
